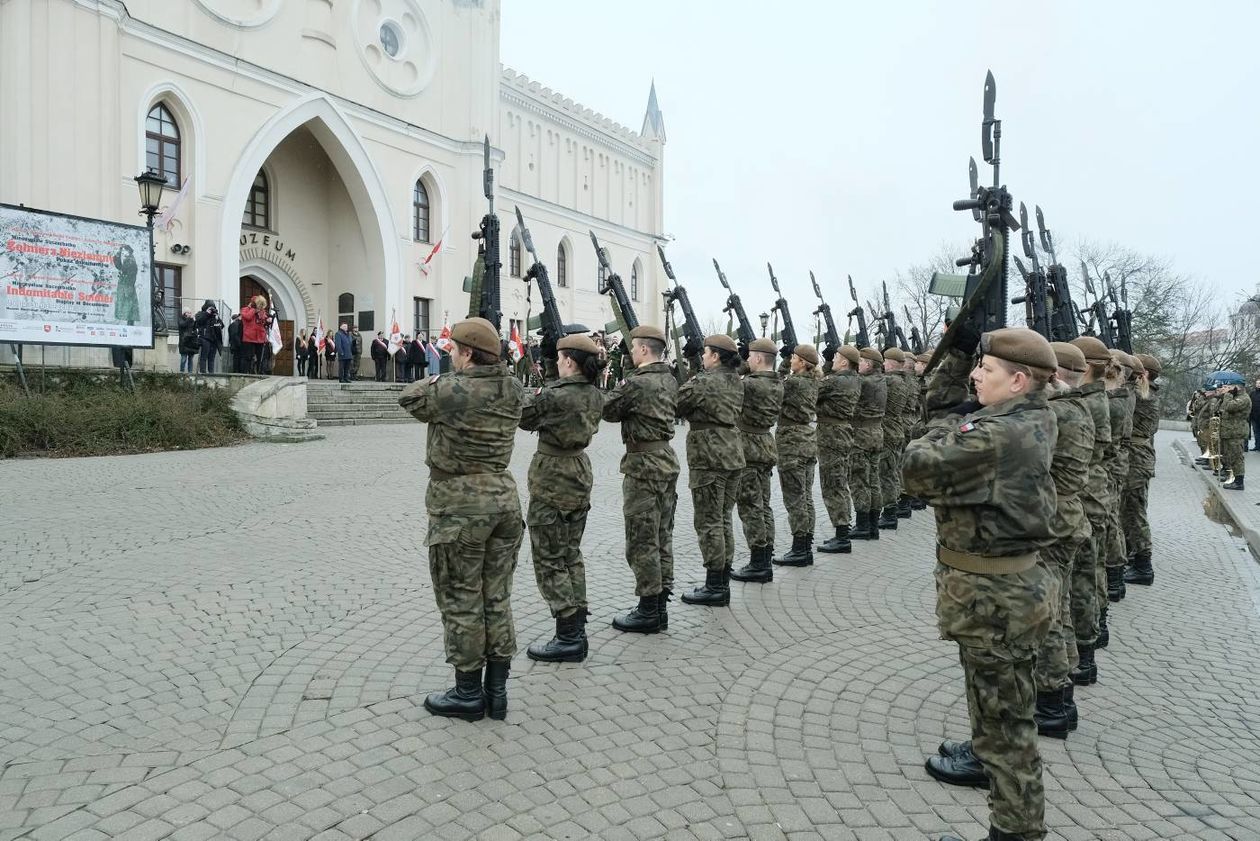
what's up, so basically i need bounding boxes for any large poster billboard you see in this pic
[0,203,155,349]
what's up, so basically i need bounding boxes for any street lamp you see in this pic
[759,312,769,337]
[134,170,167,333]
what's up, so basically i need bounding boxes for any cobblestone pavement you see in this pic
[2,427,1258,841]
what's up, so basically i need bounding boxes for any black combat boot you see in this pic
[1070,644,1097,686]
[483,660,510,720]
[1063,683,1078,730]
[1224,475,1245,490]
[910,496,928,510]
[849,510,874,540]
[526,613,587,663]
[657,589,670,630]
[868,509,882,539]
[731,546,773,583]
[424,668,485,721]
[1096,606,1110,649]
[817,525,852,554]
[1034,687,1070,739]
[939,830,1027,841]
[1124,549,1154,585]
[612,595,661,633]
[877,505,899,530]
[1106,566,1125,602]
[897,495,912,518]
[773,533,814,566]
[681,568,731,606]
[925,744,988,788]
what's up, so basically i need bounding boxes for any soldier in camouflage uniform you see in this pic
[1124,354,1162,585]
[815,345,861,553]
[1032,342,1095,739]
[908,328,1057,841]
[897,351,922,518]
[679,335,746,606]
[877,347,910,530]
[603,325,680,633]
[519,333,607,663]
[906,351,932,510]
[849,347,887,541]
[1217,379,1250,490]
[772,345,821,567]
[1103,351,1136,604]
[731,338,784,583]
[399,317,525,722]
[1192,389,1214,464]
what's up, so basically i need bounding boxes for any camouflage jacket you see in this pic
[602,360,680,480]
[739,371,783,467]
[1127,385,1160,482]
[1076,380,1112,520]
[902,370,922,439]
[853,370,887,451]
[902,351,1058,562]
[1107,387,1134,490]
[399,364,524,516]
[881,369,909,444]
[777,373,818,465]
[678,369,746,471]
[519,374,604,510]
[1188,392,1204,429]
[815,369,860,451]
[1219,389,1251,439]
[1195,393,1217,430]
[1049,387,1094,541]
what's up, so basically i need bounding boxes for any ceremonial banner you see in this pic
[0,204,154,348]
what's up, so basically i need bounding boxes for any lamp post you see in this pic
[134,170,167,334]
[759,312,769,338]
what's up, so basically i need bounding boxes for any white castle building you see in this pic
[0,0,666,373]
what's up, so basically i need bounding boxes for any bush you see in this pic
[0,379,246,458]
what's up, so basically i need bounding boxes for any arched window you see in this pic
[556,242,568,288]
[145,103,181,187]
[338,293,355,329]
[243,170,269,229]
[412,180,430,242]
[509,229,522,278]
[631,261,640,302]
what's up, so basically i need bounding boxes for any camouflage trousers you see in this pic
[1222,435,1246,477]
[427,511,525,672]
[878,440,904,508]
[936,561,1050,841]
[623,473,678,597]
[850,446,882,512]
[818,441,852,528]
[736,463,775,550]
[1121,479,1151,556]
[527,499,590,619]
[778,456,817,537]
[1101,482,1127,570]
[1035,539,1082,690]
[692,468,741,572]
[1072,523,1103,647]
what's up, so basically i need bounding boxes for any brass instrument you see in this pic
[1209,414,1224,477]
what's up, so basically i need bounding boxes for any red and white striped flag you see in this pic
[419,226,450,276]
[509,323,525,362]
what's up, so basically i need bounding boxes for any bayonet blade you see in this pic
[657,244,675,280]
[767,262,779,293]
[713,258,729,289]
[810,271,821,298]
[983,70,996,122]
[1035,205,1053,254]
[968,157,981,222]
[514,206,537,261]
[482,135,493,201]
[1014,255,1030,279]
[1079,260,1096,297]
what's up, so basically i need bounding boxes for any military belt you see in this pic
[537,441,585,457]
[816,416,850,426]
[936,544,1038,575]
[736,421,771,435]
[626,439,671,454]
[688,421,733,431]
[777,419,810,427]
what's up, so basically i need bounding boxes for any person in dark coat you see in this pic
[295,330,309,377]
[335,323,353,383]
[394,336,408,382]
[306,332,320,379]
[194,300,223,374]
[370,331,389,381]
[1249,378,1260,450]
[177,309,198,373]
[324,330,337,379]
[228,314,244,373]
[407,336,426,382]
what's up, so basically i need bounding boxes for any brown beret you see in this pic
[913,352,932,365]
[883,347,905,362]
[793,344,819,366]
[1136,353,1162,374]
[981,327,1057,373]
[860,346,884,363]
[450,317,501,356]
[557,333,599,355]
[747,338,777,355]
[1129,354,1146,372]
[1049,341,1087,373]
[705,334,737,353]
[1070,335,1111,364]
[628,325,666,343]
[838,345,861,366]
[1109,348,1134,369]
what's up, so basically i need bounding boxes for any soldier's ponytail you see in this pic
[562,349,607,384]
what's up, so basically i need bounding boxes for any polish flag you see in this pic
[435,315,453,352]
[509,323,525,362]
[157,177,190,232]
[387,310,403,356]
[268,314,283,355]
[419,226,451,276]
[315,313,326,351]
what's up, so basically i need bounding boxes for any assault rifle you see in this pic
[811,271,842,362]
[768,262,797,360]
[590,231,639,349]
[1105,271,1134,353]
[1079,261,1118,348]
[904,306,924,355]
[868,297,888,349]
[1011,202,1051,338]
[658,244,704,378]
[847,274,870,349]
[881,280,910,351]
[926,71,1019,374]
[466,136,502,331]
[515,206,588,380]
[1035,206,1080,341]
[713,259,756,349]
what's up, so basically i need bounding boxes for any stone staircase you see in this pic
[306,381,413,426]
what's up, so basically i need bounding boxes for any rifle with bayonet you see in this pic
[1104,271,1133,353]
[768,262,798,362]
[658,244,704,380]
[590,231,639,352]
[925,70,1018,374]
[903,306,924,355]
[811,271,842,366]
[1035,206,1080,341]
[881,280,910,351]
[846,274,870,349]
[1010,202,1051,339]
[515,206,588,380]
[713,259,756,352]
[466,136,502,335]
[1079,261,1117,348]
[868,297,888,350]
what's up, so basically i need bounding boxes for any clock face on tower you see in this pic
[353,0,436,98]
[193,0,282,28]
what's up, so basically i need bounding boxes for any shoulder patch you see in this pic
[959,421,976,433]
[429,374,440,385]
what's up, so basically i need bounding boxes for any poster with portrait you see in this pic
[0,203,155,348]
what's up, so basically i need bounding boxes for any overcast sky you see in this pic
[500,0,1258,325]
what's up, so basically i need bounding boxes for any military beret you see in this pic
[747,338,777,355]
[1049,341,1087,373]
[705,334,737,353]
[793,344,819,366]
[859,346,884,364]
[1069,335,1111,364]
[913,352,932,365]
[980,327,1057,373]
[838,345,861,366]
[1129,354,1146,372]
[557,333,599,355]
[1136,352,1162,374]
[883,347,905,362]
[628,325,666,343]
[450,317,501,356]
[1109,348,1134,369]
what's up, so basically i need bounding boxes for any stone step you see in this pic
[308,409,410,420]
[315,417,413,427]
[308,397,406,407]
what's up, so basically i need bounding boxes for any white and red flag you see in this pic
[387,310,403,356]
[315,313,326,351]
[509,323,526,362]
[435,314,453,352]
[419,226,450,276]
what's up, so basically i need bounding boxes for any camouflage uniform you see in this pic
[878,368,909,509]
[399,365,525,671]
[678,369,746,571]
[1102,388,1134,574]
[850,369,887,513]
[1072,380,1111,649]
[903,368,923,443]
[736,371,783,551]
[904,349,1055,841]
[1193,392,1214,454]
[776,373,819,538]
[1122,385,1159,555]
[519,375,604,618]
[816,368,860,528]
[1218,388,1250,479]
[602,361,680,596]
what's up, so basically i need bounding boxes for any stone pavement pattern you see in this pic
[1,428,1258,841]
